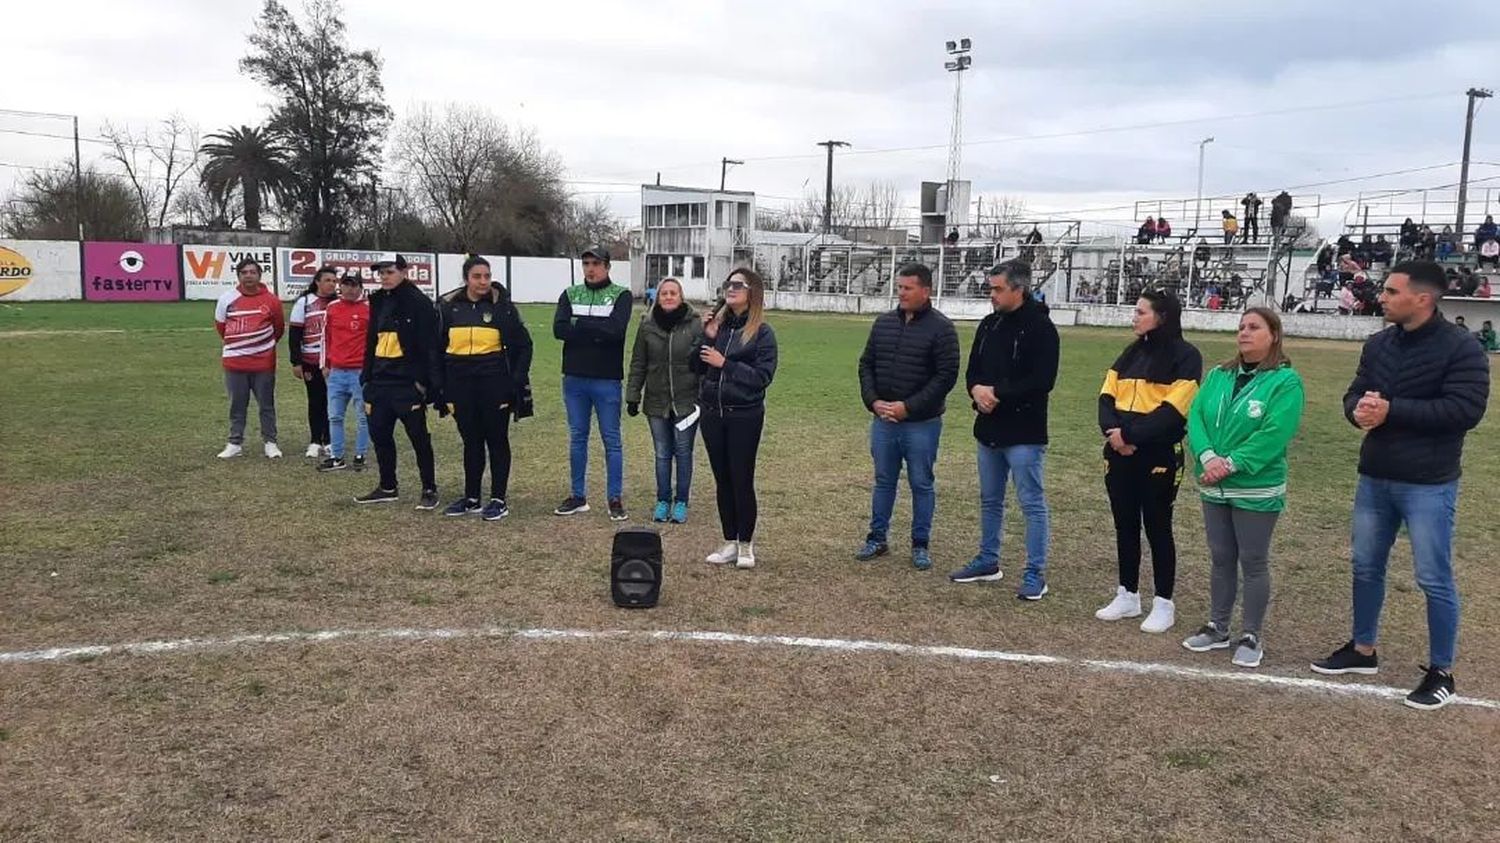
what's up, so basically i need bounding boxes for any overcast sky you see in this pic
[7,0,1500,236]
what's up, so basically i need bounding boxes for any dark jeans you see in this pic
[302,365,329,446]
[1105,446,1183,599]
[450,377,513,502]
[226,369,277,445]
[701,409,764,542]
[368,398,436,493]
[647,413,697,504]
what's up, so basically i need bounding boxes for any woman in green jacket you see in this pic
[626,278,705,523]
[1182,306,1305,668]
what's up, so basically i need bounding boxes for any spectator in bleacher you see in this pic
[1022,225,1043,262]
[1479,320,1499,351]
[1194,238,1212,267]
[1137,217,1157,245]
[1240,192,1262,243]
[1419,224,1438,261]
[1316,243,1335,277]
[1222,210,1239,245]
[1270,191,1293,239]
[946,228,960,247]
[1183,307,1305,668]
[1336,235,1355,257]
[1156,218,1172,243]
[1459,267,1480,297]
[1355,236,1373,267]
[1371,235,1394,266]
[1454,315,1467,329]
[1478,276,1493,298]
[1399,218,1419,253]
[1473,215,1497,251]
[1437,225,1457,261]
[1479,237,1500,269]
[1339,252,1362,281]
[1313,260,1490,711]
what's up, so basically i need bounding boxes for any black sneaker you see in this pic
[1310,640,1379,676]
[1404,666,1457,711]
[352,455,367,472]
[355,487,399,505]
[554,496,590,516]
[416,489,440,511]
[481,498,509,521]
[317,457,347,472]
[608,498,628,522]
[443,497,481,517]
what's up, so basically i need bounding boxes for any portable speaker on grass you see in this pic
[611,527,663,608]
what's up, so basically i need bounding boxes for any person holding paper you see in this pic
[853,263,960,571]
[626,277,704,524]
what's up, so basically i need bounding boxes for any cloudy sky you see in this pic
[6,0,1500,236]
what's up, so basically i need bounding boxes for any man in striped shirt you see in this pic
[214,259,286,459]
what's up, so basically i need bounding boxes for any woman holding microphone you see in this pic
[626,277,704,524]
[694,268,778,569]
[1182,307,1304,668]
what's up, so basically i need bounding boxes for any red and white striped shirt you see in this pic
[215,285,285,373]
[290,293,332,365]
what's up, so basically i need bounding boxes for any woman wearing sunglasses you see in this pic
[694,268,779,569]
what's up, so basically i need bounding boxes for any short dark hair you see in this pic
[234,258,262,274]
[988,260,1032,292]
[462,255,491,280]
[896,263,932,288]
[313,265,340,282]
[1389,260,1446,297]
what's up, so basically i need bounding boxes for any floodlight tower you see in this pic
[944,38,973,187]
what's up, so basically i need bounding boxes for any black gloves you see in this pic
[627,401,640,417]
[514,383,534,420]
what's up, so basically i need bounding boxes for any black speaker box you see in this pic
[611,527,663,608]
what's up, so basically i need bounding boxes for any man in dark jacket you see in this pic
[948,261,1060,600]
[355,255,442,510]
[854,263,961,571]
[552,245,634,520]
[1312,261,1490,711]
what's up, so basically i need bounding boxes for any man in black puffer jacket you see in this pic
[948,261,1060,601]
[854,263,961,571]
[1313,260,1490,711]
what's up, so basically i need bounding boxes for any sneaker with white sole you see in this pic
[264,442,283,459]
[304,443,322,459]
[706,542,738,565]
[1310,640,1379,676]
[1140,597,1175,633]
[1232,634,1264,668]
[1403,666,1457,711]
[1182,623,1231,652]
[216,443,243,459]
[736,542,756,569]
[354,487,399,505]
[1094,586,1141,621]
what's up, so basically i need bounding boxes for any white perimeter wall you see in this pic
[0,239,81,301]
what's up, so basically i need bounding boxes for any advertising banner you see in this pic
[82,242,182,301]
[0,239,82,301]
[276,248,437,301]
[182,245,277,301]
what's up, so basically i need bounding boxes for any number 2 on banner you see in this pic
[290,250,318,276]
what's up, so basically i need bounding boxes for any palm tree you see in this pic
[199,125,295,231]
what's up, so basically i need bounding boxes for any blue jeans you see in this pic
[867,417,943,548]
[1351,475,1460,669]
[563,375,624,500]
[976,443,1050,575]
[647,413,697,503]
[325,367,369,459]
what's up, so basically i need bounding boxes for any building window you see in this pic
[671,255,685,277]
[715,201,725,228]
[692,256,706,278]
[647,254,670,283]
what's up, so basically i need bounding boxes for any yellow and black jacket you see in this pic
[362,280,441,403]
[438,282,533,396]
[1098,326,1202,459]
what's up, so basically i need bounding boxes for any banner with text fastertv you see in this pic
[275,248,437,301]
[182,245,277,301]
[0,239,82,301]
[82,242,182,301]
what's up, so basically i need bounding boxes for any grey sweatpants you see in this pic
[1202,501,1279,636]
[226,369,278,445]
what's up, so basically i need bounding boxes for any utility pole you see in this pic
[370,175,380,250]
[720,157,743,191]
[1194,137,1214,234]
[816,140,849,235]
[1456,87,1492,238]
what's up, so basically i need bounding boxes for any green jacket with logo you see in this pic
[1186,362,1305,512]
[552,278,634,380]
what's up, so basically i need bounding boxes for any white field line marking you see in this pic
[0,625,1494,711]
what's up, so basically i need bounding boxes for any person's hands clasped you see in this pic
[1105,427,1137,456]
[1353,390,1389,430]
[1199,456,1232,486]
[873,400,909,422]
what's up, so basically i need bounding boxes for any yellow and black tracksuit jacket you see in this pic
[362,280,441,405]
[1098,328,1203,465]
[437,282,533,403]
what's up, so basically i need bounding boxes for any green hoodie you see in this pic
[1186,362,1305,512]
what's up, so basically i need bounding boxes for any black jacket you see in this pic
[858,303,961,421]
[965,296,1060,447]
[552,278,633,380]
[438,282,533,398]
[1098,326,1203,459]
[1342,314,1490,484]
[692,309,778,414]
[362,281,441,401]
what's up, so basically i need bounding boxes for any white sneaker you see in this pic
[1094,586,1141,621]
[1140,597,1176,633]
[216,443,243,459]
[706,542,738,565]
[735,542,756,569]
[264,442,284,459]
[304,443,322,459]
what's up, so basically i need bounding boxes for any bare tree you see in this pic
[100,114,200,234]
[392,103,503,250]
[558,196,627,257]
[172,181,245,230]
[976,194,1028,240]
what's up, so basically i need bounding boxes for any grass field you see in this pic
[1,300,1498,840]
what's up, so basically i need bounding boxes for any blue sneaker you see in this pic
[481,498,509,522]
[671,501,688,523]
[443,497,481,517]
[854,539,889,561]
[911,547,933,571]
[948,558,1002,584]
[652,500,670,523]
[1017,571,1049,601]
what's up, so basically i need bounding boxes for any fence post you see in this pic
[935,243,945,306]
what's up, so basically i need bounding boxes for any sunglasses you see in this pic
[723,280,750,292]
